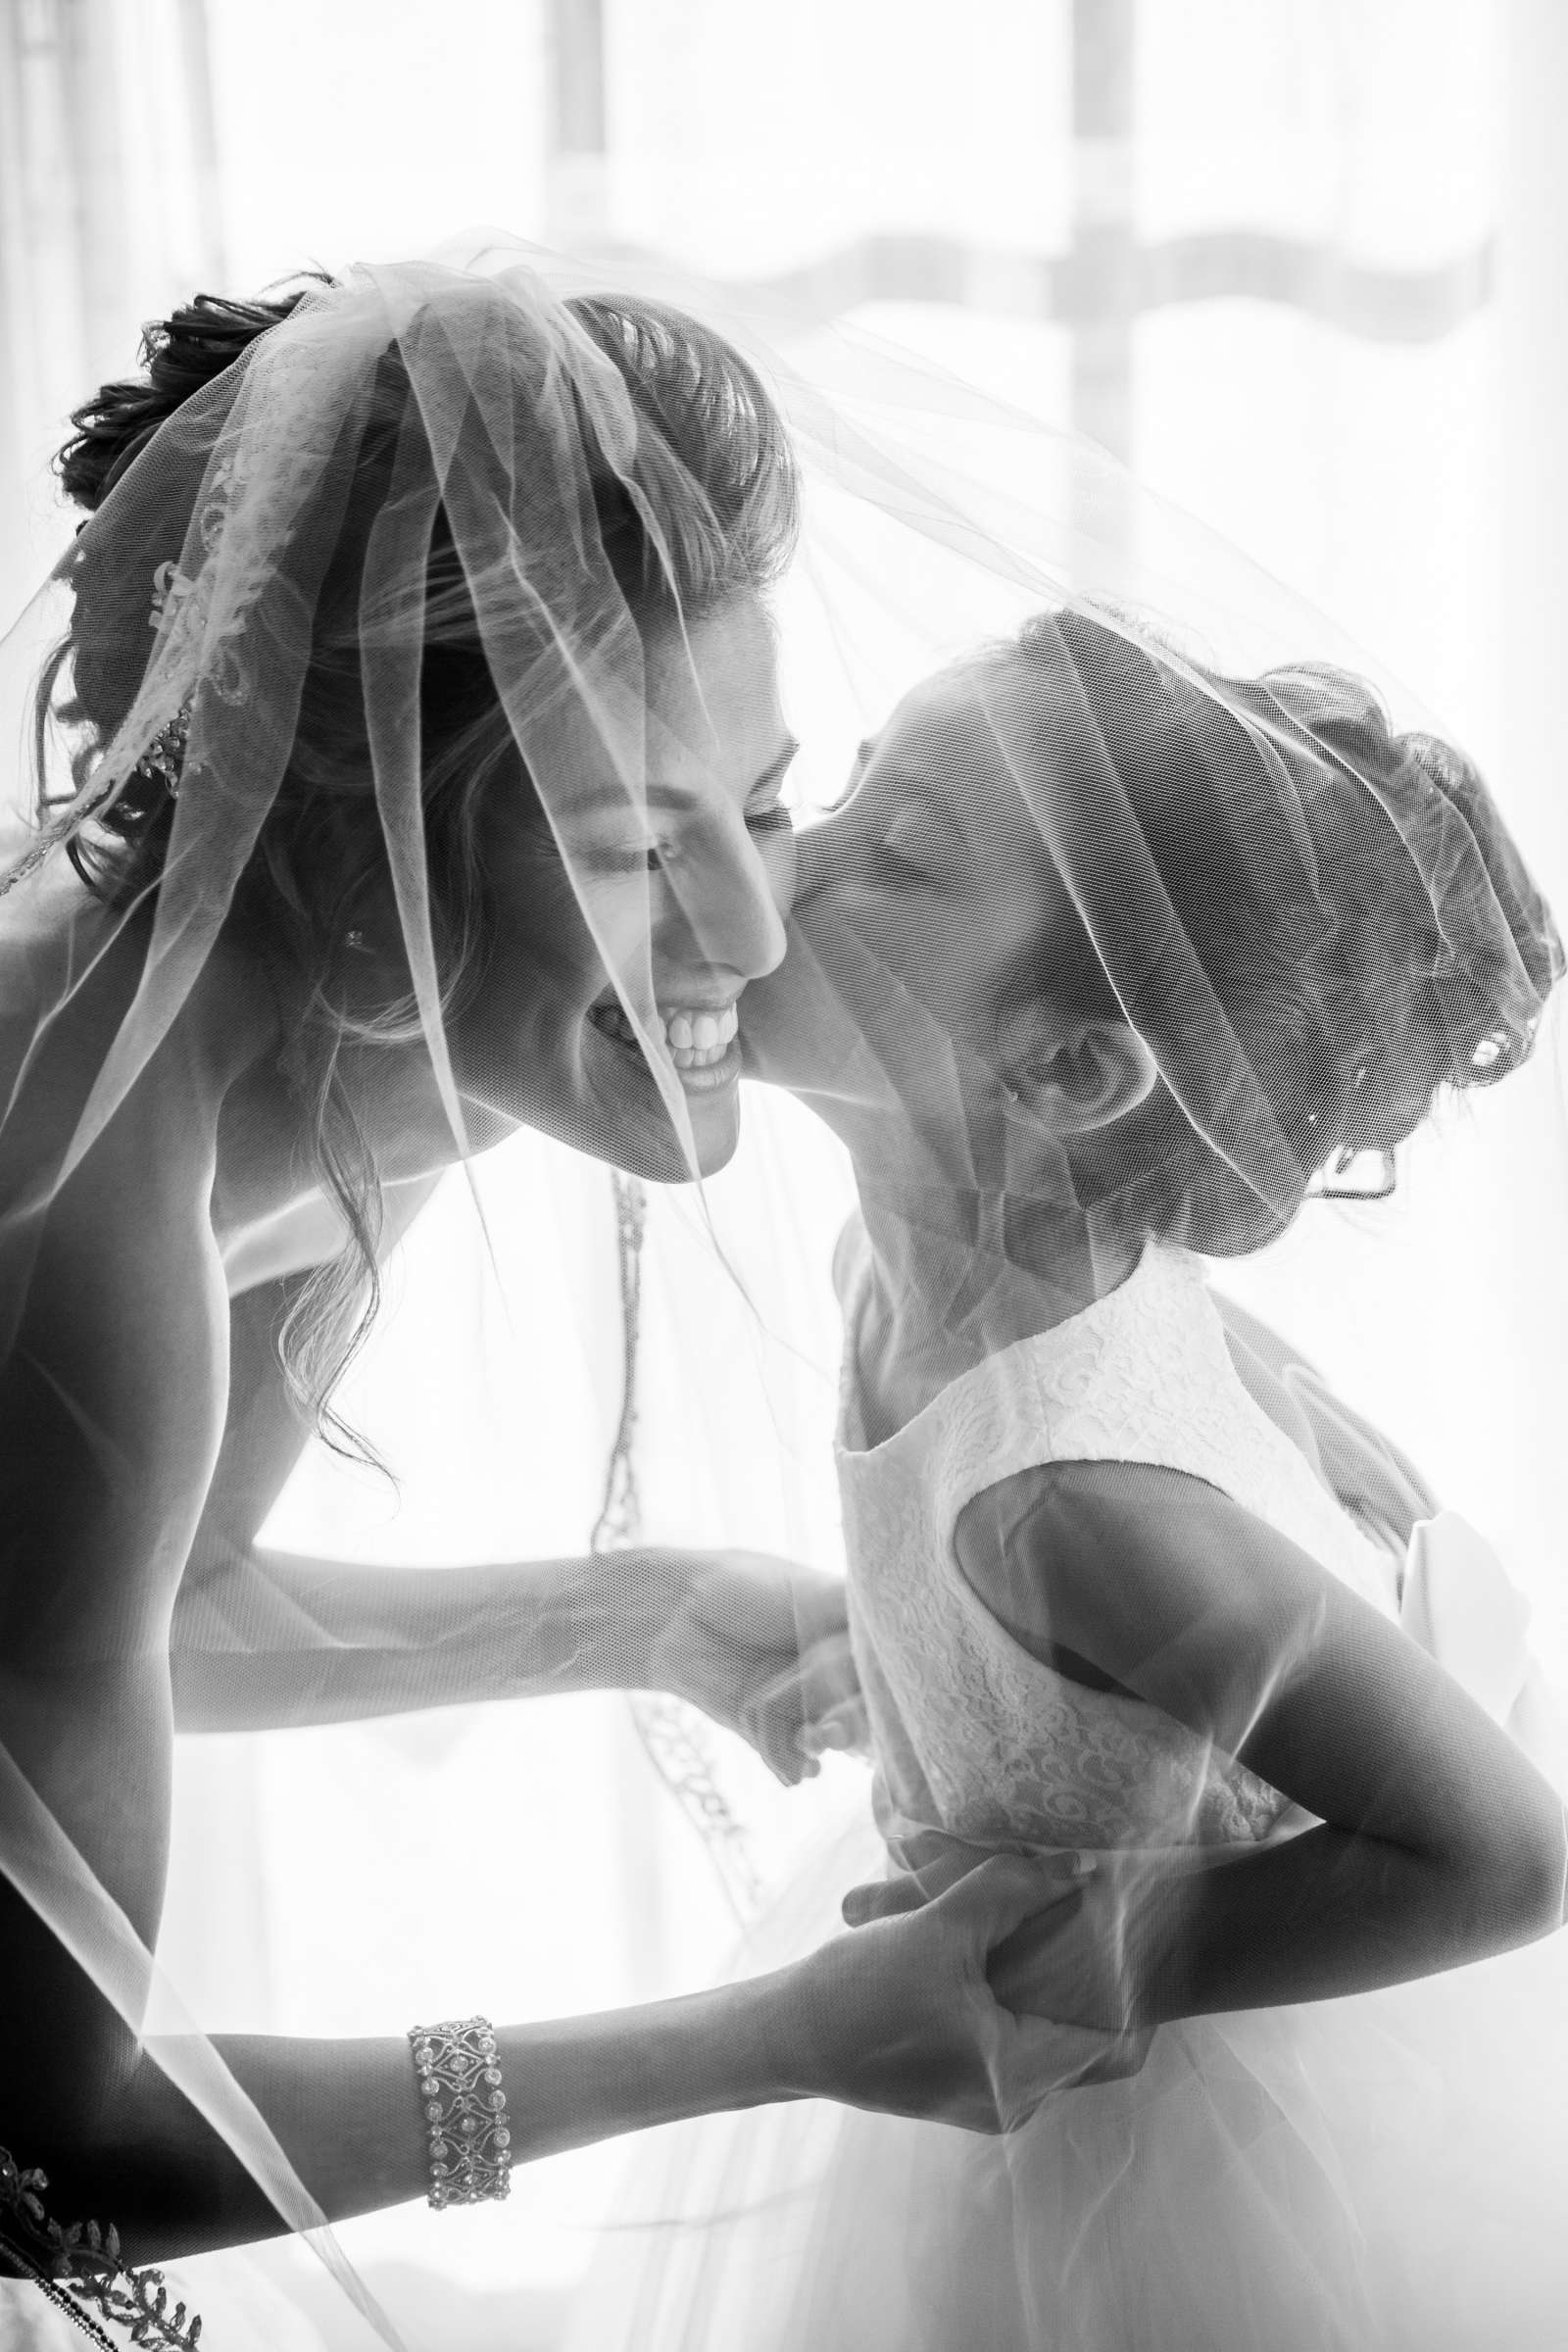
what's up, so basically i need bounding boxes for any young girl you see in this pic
[572,608,1568,2350]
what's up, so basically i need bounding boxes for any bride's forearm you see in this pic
[86,1980,791,2264]
[170,1544,693,1732]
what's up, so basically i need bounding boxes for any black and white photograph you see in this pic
[1,4,1566,2345]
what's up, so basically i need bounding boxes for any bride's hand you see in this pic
[644,1548,868,1785]
[844,1834,1155,2086]
[764,1853,1140,2132]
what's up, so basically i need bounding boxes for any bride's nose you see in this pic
[656,827,790,982]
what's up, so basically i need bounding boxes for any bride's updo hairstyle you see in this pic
[47,280,798,925]
[1007,610,1562,1256]
[37,275,799,1446]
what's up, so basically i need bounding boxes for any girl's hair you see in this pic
[1011,610,1562,1256]
[41,279,801,1452]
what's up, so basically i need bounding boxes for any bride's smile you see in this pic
[321,595,799,1184]
[444,594,796,1178]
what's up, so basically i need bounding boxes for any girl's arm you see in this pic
[954,1460,1566,2030]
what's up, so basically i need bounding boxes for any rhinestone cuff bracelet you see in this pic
[407,2017,512,2208]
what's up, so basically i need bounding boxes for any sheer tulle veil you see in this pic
[1,232,1565,2346]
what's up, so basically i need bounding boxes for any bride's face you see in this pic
[748,660,1079,1169]
[359,597,799,1181]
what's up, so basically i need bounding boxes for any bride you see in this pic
[0,257,1098,2341]
[573,606,1568,2349]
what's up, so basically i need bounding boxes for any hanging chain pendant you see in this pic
[593,1167,762,1924]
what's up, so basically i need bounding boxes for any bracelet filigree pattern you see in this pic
[407,2017,512,2207]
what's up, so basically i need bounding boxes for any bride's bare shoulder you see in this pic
[0,887,277,1426]
[1,880,274,1182]
[0,903,295,1610]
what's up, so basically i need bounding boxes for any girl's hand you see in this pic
[765,1853,1144,2132]
[644,1549,868,1784]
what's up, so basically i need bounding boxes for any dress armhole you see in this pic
[953,1463,1145,1698]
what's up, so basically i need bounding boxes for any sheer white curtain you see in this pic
[554,0,1567,1659]
[5,5,1565,2340]
[0,0,224,610]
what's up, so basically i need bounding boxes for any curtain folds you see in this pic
[0,0,224,606]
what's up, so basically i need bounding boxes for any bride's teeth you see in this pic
[592,1000,738,1069]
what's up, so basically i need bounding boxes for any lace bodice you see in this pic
[835,1226,1399,1855]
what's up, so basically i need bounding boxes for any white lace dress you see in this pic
[567,1230,1568,2352]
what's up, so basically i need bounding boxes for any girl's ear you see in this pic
[1005,1013,1158,1136]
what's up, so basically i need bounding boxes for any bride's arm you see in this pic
[175,1533,709,1725]
[0,1093,1082,2260]
[173,1536,849,1754]
[173,1265,653,1726]
[64,1854,1082,2266]
[956,1462,1566,2030]
[172,1273,854,1773]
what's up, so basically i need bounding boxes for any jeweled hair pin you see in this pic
[0,700,192,904]
[133,705,192,799]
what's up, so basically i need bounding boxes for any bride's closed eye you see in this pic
[564,799,795,877]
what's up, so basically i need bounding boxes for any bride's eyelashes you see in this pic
[572,799,796,877]
[567,737,801,876]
